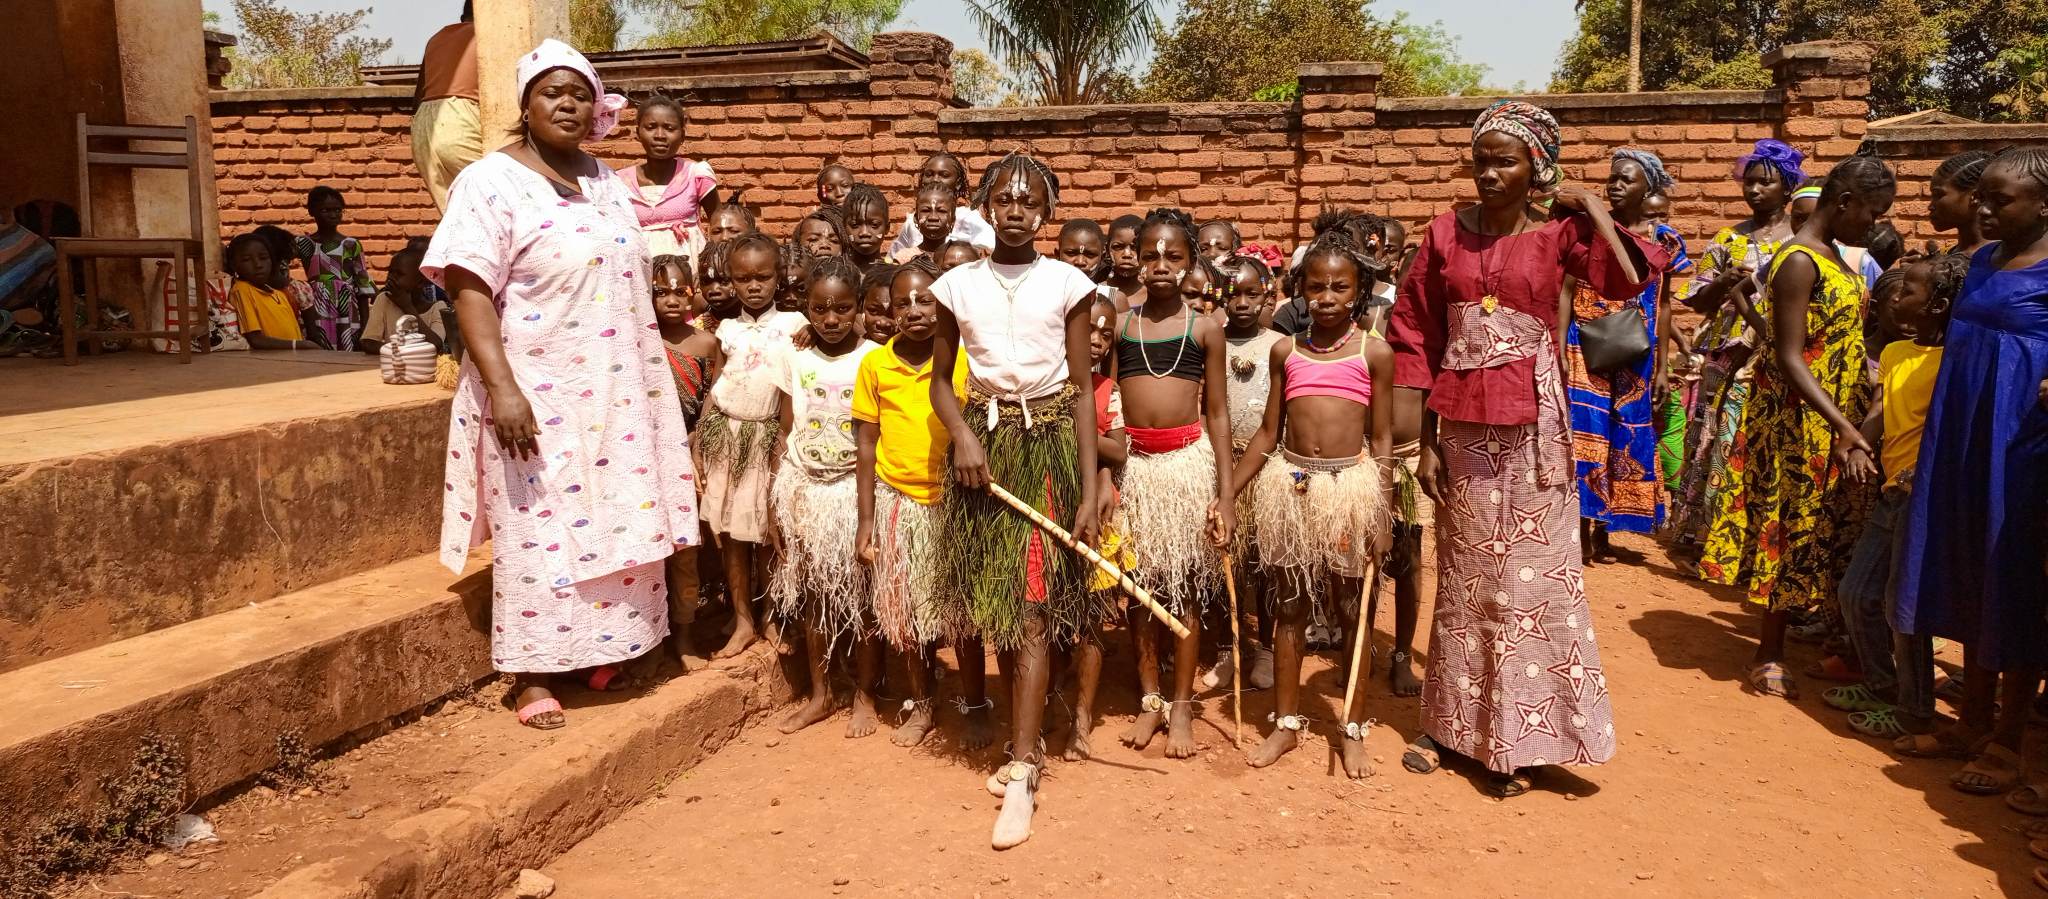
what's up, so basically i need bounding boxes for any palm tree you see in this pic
[966,0,1159,105]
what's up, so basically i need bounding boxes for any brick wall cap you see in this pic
[212,86,413,104]
[942,102,1290,126]
[1378,89,1779,114]
[608,70,870,94]
[1865,123,2048,143]
[1298,62,1384,79]
[1762,41,1874,69]
[204,29,237,48]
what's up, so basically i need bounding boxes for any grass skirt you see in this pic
[769,464,868,641]
[935,385,1092,650]
[870,480,950,650]
[697,402,780,543]
[1118,436,1221,614]
[1250,449,1387,613]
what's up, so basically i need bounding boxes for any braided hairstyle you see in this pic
[859,261,898,299]
[1291,226,1387,321]
[1140,207,1199,257]
[796,205,850,254]
[712,188,759,235]
[807,253,865,293]
[894,254,941,281]
[840,182,890,226]
[1933,150,1994,192]
[1991,145,2048,196]
[1922,252,1970,307]
[1217,252,1274,299]
[973,151,1061,212]
[777,241,815,310]
[636,93,684,126]
[724,230,779,273]
[1817,155,1896,208]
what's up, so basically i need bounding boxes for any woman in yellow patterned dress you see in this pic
[1700,156,1894,701]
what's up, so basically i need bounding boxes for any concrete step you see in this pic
[0,550,493,848]
[0,353,450,672]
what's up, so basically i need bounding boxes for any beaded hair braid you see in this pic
[973,152,1061,211]
[1291,227,1388,319]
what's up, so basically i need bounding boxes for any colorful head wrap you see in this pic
[1733,139,1806,187]
[516,39,628,142]
[1472,100,1563,193]
[1611,147,1674,194]
[1790,183,1824,202]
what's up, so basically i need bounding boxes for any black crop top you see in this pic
[1117,311,1204,383]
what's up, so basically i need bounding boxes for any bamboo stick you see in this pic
[985,481,1190,639]
[1339,560,1381,735]
[1223,552,1244,748]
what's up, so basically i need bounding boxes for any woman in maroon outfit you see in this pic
[1389,101,1664,797]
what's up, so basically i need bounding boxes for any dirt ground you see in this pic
[540,534,2028,899]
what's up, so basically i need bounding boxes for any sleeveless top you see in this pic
[1284,331,1372,406]
[1225,330,1284,446]
[1118,310,1203,383]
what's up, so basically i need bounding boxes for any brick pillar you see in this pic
[866,31,954,159]
[1765,40,1874,170]
[1295,62,1381,241]
[203,29,235,90]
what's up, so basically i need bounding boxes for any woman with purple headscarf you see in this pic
[1670,139,1805,550]
[1389,101,1666,797]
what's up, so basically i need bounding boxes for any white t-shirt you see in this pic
[710,309,806,421]
[930,256,1097,403]
[779,340,878,478]
[890,206,996,257]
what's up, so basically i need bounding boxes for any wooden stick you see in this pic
[1223,552,1244,749]
[1339,559,1381,732]
[985,481,1191,639]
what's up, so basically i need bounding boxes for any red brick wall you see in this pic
[208,34,2046,280]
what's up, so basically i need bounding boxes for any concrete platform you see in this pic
[0,550,493,848]
[0,352,452,669]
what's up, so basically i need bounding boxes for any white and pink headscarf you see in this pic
[515,38,628,142]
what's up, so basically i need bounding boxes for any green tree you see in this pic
[952,47,1021,107]
[1550,0,2048,121]
[628,0,906,50]
[967,0,1161,105]
[1143,0,1485,102]
[217,0,392,89]
[570,0,626,53]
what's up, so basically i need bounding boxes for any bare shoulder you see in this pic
[1267,334,1296,366]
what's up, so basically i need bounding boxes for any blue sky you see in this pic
[205,0,1578,90]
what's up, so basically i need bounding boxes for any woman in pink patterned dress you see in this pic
[423,40,699,730]
[1388,101,1663,797]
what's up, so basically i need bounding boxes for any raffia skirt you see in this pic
[768,465,868,640]
[1117,435,1221,615]
[870,480,951,650]
[934,385,1097,650]
[1249,448,1386,614]
[696,403,781,544]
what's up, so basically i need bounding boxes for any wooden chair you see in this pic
[57,113,208,365]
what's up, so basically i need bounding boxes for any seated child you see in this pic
[226,232,307,350]
[361,244,450,354]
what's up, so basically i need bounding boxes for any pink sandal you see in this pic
[517,697,565,730]
[587,664,627,692]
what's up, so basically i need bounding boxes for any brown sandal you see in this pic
[1951,742,2023,795]
[1894,729,1975,759]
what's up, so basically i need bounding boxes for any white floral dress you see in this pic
[422,152,700,673]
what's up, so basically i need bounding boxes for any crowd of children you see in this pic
[386,66,2048,860]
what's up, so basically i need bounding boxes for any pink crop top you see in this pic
[1283,339,1372,406]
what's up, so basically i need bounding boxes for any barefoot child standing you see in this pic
[1056,295,1131,762]
[1229,230,1394,778]
[1214,253,1283,686]
[653,255,721,669]
[930,152,1101,850]
[699,233,807,659]
[853,257,993,749]
[1114,208,1234,760]
[772,256,882,734]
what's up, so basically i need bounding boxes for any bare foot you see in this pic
[766,621,796,657]
[846,692,879,739]
[891,702,935,748]
[991,772,1037,850]
[1165,702,1198,759]
[1063,722,1094,762]
[1337,734,1373,779]
[1121,709,1164,750]
[778,694,834,734]
[713,620,758,660]
[1389,650,1421,698]
[1246,726,1297,767]
[962,703,997,751]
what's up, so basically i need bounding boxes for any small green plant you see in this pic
[0,732,188,899]
[260,729,324,792]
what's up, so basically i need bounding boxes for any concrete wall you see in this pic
[207,35,2047,276]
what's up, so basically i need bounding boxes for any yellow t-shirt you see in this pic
[852,339,968,505]
[1878,340,1943,487]
[232,279,304,340]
